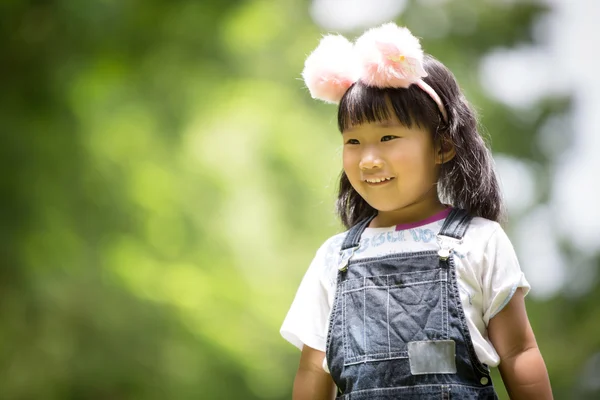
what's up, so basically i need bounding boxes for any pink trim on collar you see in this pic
[394,207,452,231]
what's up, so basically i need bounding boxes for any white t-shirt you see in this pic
[280,214,530,368]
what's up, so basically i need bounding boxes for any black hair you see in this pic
[336,54,505,229]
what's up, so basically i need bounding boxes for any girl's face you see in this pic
[342,116,444,226]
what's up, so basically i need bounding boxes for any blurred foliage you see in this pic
[1,0,598,399]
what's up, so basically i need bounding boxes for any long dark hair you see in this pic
[336,54,505,229]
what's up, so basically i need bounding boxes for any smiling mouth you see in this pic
[364,177,395,186]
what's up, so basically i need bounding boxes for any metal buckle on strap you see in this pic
[338,246,357,272]
[436,235,462,260]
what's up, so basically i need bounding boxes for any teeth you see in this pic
[366,177,392,183]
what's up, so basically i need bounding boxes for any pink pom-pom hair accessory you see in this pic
[302,35,360,104]
[302,23,448,122]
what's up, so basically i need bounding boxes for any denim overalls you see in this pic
[325,209,498,399]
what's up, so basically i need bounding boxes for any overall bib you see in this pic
[325,209,498,399]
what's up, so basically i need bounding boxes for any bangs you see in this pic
[337,81,440,133]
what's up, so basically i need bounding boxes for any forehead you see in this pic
[343,118,428,135]
[339,91,429,133]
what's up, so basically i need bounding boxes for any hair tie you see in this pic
[302,23,448,122]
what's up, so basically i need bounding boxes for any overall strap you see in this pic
[338,215,375,272]
[340,215,376,251]
[438,208,473,240]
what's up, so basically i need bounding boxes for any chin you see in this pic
[365,201,406,213]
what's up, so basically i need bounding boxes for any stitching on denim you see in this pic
[387,276,391,357]
[448,256,489,376]
[340,224,360,250]
[346,250,439,266]
[325,271,341,368]
[442,384,450,400]
[346,350,408,358]
[444,269,450,339]
[440,267,445,339]
[342,383,496,397]
[363,276,366,360]
[344,352,409,365]
[341,215,374,250]
[443,268,448,340]
[343,268,443,285]
[438,208,472,240]
[342,269,442,289]
[342,278,445,294]
[343,268,442,284]
[342,280,348,362]
[342,273,445,366]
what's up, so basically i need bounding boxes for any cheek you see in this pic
[342,150,357,173]
[342,152,364,189]
[388,150,415,171]
[390,147,435,179]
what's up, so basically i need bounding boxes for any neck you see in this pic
[370,195,447,228]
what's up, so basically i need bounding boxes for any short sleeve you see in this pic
[280,240,335,352]
[481,225,530,325]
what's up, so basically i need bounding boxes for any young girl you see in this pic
[280,23,552,399]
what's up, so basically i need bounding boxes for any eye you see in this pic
[345,138,360,145]
[381,135,399,142]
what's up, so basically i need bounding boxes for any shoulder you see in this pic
[462,216,513,253]
[456,216,517,274]
[466,216,516,250]
[308,230,349,281]
[458,216,522,282]
[318,230,348,253]
[314,230,348,260]
[465,216,502,242]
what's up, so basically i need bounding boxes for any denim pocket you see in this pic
[342,268,448,366]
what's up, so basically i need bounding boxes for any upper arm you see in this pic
[487,288,537,361]
[293,345,336,400]
[281,237,337,352]
[487,285,553,399]
[479,224,530,326]
[298,344,328,373]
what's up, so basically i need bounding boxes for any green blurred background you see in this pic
[2,0,599,399]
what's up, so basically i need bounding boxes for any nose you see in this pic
[359,149,384,170]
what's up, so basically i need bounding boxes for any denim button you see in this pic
[480,377,489,385]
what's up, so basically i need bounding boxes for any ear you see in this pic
[435,138,456,165]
